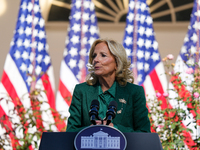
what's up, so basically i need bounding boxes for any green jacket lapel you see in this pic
[86,83,99,114]
[85,82,130,123]
[114,82,129,122]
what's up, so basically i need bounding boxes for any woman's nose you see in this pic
[93,55,99,62]
[93,56,99,66]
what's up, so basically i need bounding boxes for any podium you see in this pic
[39,132,163,150]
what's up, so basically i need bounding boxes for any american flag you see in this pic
[123,0,167,105]
[169,0,200,148]
[122,0,176,144]
[0,0,64,148]
[56,0,99,121]
[123,0,199,148]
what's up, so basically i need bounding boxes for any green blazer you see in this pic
[66,82,151,133]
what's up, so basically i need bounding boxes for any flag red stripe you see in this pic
[1,71,27,119]
[149,70,196,148]
[0,106,20,148]
[30,99,44,132]
[149,70,168,109]
[42,74,66,131]
[41,73,55,109]
[0,106,34,150]
[1,71,20,105]
[58,79,72,106]
[1,71,44,139]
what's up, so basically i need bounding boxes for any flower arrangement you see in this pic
[0,88,66,149]
[148,54,200,149]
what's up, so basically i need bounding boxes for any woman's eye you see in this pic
[92,54,96,58]
[102,54,106,57]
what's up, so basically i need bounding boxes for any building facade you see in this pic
[81,131,120,149]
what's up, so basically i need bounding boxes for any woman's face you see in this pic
[92,42,117,78]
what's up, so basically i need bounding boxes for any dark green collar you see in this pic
[98,81,116,98]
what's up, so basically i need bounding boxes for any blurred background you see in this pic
[0,0,194,91]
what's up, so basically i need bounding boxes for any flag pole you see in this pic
[30,0,36,93]
[133,0,138,84]
[80,0,86,83]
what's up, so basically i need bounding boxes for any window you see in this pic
[47,0,193,23]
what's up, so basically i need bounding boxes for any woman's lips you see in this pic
[95,66,100,69]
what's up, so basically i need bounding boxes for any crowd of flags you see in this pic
[0,0,199,149]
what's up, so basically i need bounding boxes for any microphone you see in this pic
[89,99,99,125]
[105,101,118,125]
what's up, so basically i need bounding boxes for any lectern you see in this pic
[39,132,163,150]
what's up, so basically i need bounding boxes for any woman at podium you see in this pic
[66,39,150,133]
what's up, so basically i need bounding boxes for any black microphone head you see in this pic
[105,101,118,125]
[108,101,118,110]
[89,99,100,125]
[91,99,99,108]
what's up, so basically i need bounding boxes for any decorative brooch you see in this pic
[117,98,126,114]
[119,98,126,104]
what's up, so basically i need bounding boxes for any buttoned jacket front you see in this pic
[66,81,151,133]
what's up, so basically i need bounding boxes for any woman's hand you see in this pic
[95,120,114,127]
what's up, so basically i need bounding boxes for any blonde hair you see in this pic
[86,38,134,86]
